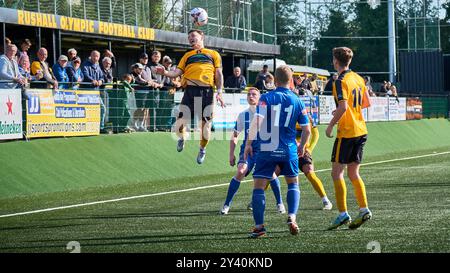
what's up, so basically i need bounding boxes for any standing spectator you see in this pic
[52,55,69,89]
[67,48,77,61]
[101,57,114,83]
[131,62,150,131]
[224,66,247,93]
[162,55,181,93]
[17,39,32,72]
[388,84,400,103]
[254,64,271,90]
[1,37,12,55]
[66,56,84,89]
[324,73,338,93]
[298,73,312,95]
[148,50,165,85]
[31,47,58,89]
[0,44,27,89]
[102,49,117,69]
[138,53,161,88]
[82,50,104,88]
[82,50,107,132]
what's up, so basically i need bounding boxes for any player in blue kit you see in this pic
[244,65,311,238]
[220,87,285,215]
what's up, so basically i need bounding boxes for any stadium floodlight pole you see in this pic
[388,0,397,83]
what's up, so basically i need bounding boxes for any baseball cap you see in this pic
[139,53,149,59]
[132,63,144,70]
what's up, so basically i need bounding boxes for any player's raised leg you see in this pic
[197,118,211,164]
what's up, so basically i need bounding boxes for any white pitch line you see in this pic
[0,151,449,219]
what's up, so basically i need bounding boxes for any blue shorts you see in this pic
[238,149,257,177]
[253,157,299,179]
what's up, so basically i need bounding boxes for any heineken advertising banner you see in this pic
[0,89,23,140]
[26,89,101,138]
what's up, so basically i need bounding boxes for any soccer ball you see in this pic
[190,7,208,27]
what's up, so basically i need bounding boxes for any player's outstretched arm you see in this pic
[155,66,183,78]
[215,67,225,108]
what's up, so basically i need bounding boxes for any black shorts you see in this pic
[299,151,313,171]
[331,135,367,164]
[179,86,214,121]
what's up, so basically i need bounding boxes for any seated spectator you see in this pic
[162,56,181,94]
[31,47,58,89]
[52,55,69,89]
[101,57,114,84]
[224,66,247,93]
[324,73,338,93]
[17,39,32,72]
[0,44,27,89]
[66,56,84,89]
[264,74,276,91]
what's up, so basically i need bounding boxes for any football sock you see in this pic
[224,177,241,206]
[308,126,320,152]
[306,172,326,198]
[200,139,209,149]
[252,189,266,226]
[269,178,283,205]
[286,183,300,215]
[351,178,368,209]
[333,179,347,213]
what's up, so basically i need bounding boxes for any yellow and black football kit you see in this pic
[331,70,368,164]
[331,69,368,212]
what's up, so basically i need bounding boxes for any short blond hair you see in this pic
[274,65,292,86]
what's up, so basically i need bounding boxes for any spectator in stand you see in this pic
[388,84,400,103]
[148,50,165,86]
[52,55,69,89]
[17,39,32,72]
[138,53,161,88]
[379,81,388,94]
[101,57,114,83]
[162,55,181,94]
[310,73,319,94]
[82,50,104,88]
[363,76,376,97]
[298,73,312,95]
[19,56,40,84]
[131,62,150,132]
[324,73,338,93]
[1,37,12,55]
[224,66,247,93]
[102,49,117,69]
[66,56,84,89]
[31,47,58,89]
[0,44,27,89]
[67,48,77,61]
[264,74,276,91]
[254,64,271,90]
[82,50,107,132]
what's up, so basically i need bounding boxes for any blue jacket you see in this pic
[82,60,104,88]
[66,65,84,89]
[52,63,69,89]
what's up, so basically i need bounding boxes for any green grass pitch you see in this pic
[0,120,449,253]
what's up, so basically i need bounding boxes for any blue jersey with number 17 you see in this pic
[256,87,309,161]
